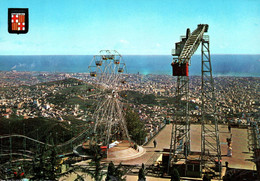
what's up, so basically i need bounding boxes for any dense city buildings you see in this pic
[0,71,259,137]
[0,70,259,180]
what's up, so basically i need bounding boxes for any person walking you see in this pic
[184,142,187,158]
[153,139,157,148]
[228,123,231,133]
[227,146,232,157]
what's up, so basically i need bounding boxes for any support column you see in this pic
[201,35,222,178]
[168,58,190,173]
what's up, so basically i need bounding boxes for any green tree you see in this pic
[106,162,126,181]
[171,168,180,181]
[31,138,60,180]
[203,173,211,181]
[125,109,146,145]
[142,94,156,105]
[77,144,106,181]
[106,162,116,180]
[138,167,146,181]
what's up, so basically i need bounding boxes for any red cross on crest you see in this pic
[11,14,18,23]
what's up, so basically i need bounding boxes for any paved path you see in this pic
[123,124,255,169]
[190,124,255,170]
[122,124,255,170]
[122,124,173,165]
[218,125,255,170]
[124,124,256,180]
[60,124,256,180]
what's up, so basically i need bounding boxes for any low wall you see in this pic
[142,123,166,146]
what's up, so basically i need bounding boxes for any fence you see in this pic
[142,122,166,146]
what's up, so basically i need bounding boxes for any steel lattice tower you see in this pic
[201,36,221,174]
[168,25,221,178]
[168,74,190,172]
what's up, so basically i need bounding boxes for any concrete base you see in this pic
[104,140,146,162]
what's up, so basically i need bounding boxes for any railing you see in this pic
[180,36,186,41]
[248,119,260,151]
[203,35,209,42]
[0,126,94,161]
[143,122,166,146]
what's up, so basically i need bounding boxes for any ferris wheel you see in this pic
[88,50,131,147]
[88,50,126,88]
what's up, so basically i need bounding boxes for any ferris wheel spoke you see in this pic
[88,50,131,146]
[115,98,130,140]
[105,99,115,144]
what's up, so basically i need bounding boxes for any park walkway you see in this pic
[60,124,255,181]
[124,124,256,180]
[122,124,172,165]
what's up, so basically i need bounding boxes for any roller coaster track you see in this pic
[0,127,90,148]
[0,153,33,159]
[0,124,93,160]
[0,134,49,146]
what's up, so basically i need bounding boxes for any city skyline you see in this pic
[0,0,259,55]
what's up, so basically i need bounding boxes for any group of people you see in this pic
[227,123,232,157]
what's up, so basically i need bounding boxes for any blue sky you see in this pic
[0,0,259,55]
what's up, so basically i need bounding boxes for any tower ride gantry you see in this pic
[168,24,221,178]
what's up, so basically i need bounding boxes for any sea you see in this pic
[0,55,259,77]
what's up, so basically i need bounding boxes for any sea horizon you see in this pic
[0,54,259,77]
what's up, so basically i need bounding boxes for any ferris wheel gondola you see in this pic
[89,66,97,77]
[88,50,126,86]
[118,62,126,73]
[95,61,102,66]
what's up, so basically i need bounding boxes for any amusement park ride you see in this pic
[88,50,131,148]
[168,24,222,177]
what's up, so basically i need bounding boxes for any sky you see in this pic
[0,0,259,55]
